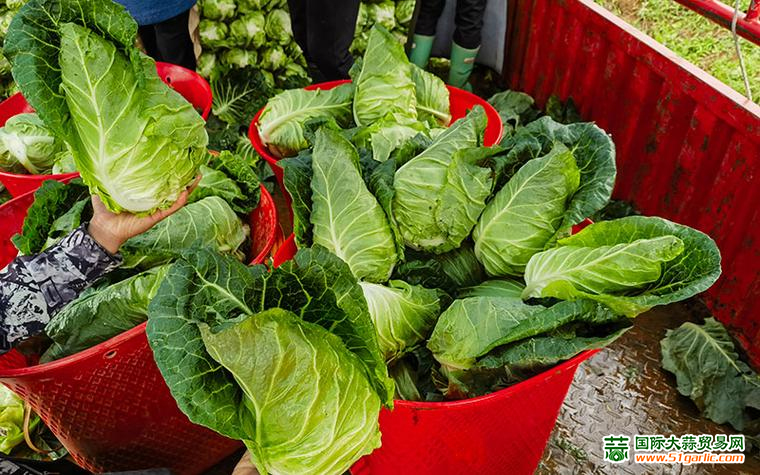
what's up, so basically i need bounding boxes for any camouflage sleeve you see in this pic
[0,224,122,353]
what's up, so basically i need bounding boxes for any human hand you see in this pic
[87,175,200,254]
[232,451,259,475]
[266,144,288,159]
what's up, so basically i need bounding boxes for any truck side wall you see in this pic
[505,0,760,365]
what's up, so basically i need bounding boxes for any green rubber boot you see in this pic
[449,42,480,91]
[409,34,435,68]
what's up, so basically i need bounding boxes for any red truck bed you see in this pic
[504,0,760,366]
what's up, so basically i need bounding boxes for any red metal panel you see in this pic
[505,0,760,366]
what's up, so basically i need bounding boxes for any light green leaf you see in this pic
[523,235,685,298]
[311,128,397,282]
[411,64,451,125]
[473,144,580,276]
[352,114,428,163]
[0,385,27,454]
[352,26,417,127]
[0,113,64,174]
[459,279,525,299]
[121,197,247,269]
[428,297,544,370]
[393,106,487,253]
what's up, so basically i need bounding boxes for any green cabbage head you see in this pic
[5,0,208,215]
[0,113,64,174]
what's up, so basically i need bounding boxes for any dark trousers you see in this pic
[287,0,361,82]
[415,0,487,49]
[138,9,196,71]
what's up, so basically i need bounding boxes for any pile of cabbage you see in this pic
[145,25,721,475]
[197,0,310,89]
[352,0,415,56]
[196,0,414,86]
[4,0,209,215]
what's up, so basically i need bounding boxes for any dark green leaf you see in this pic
[281,151,313,246]
[12,178,89,255]
[661,318,760,431]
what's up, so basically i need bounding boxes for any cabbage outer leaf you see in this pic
[257,84,354,156]
[522,216,721,317]
[428,298,620,371]
[411,64,451,125]
[43,264,170,361]
[523,235,684,299]
[459,279,525,299]
[120,197,247,269]
[147,246,392,441]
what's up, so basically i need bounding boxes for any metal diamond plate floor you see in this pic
[537,301,760,474]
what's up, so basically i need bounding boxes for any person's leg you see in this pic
[305,0,361,82]
[409,0,445,67]
[288,0,309,61]
[449,0,487,89]
[150,9,196,70]
[453,0,486,49]
[138,25,159,59]
[414,0,446,37]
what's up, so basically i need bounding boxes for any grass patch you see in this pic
[595,0,759,101]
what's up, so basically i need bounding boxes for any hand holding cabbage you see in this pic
[5,0,208,215]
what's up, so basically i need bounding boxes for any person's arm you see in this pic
[0,224,122,353]
[0,180,198,354]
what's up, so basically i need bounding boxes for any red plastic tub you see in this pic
[270,221,595,475]
[0,185,277,473]
[0,62,212,198]
[353,350,597,475]
[248,80,505,193]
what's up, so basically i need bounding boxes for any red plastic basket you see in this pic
[248,80,504,196]
[0,185,278,473]
[0,62,212,198]
[270,221,594,475]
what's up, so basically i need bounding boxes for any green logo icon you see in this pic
[603,435,630,463]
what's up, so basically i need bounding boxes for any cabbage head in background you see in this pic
[0,113,64,174]
[265,9,292,45]
[0,385,28,454]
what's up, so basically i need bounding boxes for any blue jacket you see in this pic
[115,0,196,26]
